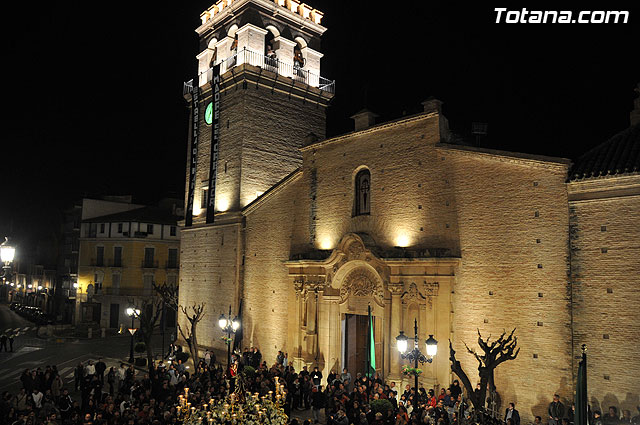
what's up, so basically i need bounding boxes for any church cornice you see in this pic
[436,143,572,170]
[196,0,327,36]
[300,112,438,152]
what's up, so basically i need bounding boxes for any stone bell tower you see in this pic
[184,0,333,219]
[179,0,334,353]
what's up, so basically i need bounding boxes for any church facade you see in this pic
[178,0,640,419]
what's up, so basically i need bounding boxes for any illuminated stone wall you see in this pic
[568,175,640,415]
[179,69,638,420]
[239,110,575,420]
[242,172,304,363]
[184,81,326,220]
[179,73,326,354]
[445,147,573,419]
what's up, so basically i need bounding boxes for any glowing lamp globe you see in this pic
[426,334,438,357]
[1,238,15,263]
[218,313,228,329]
[396,331,408,354]
[231,316,240,331]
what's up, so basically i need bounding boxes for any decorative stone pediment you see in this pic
[340,267,384,304]
[325,233,389,288]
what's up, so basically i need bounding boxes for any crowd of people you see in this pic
[1,347,639,425]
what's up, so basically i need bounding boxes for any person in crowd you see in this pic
[310,367,322,387]
[505,402,521,425]
[549,394,565,425]
[604,406,621,425]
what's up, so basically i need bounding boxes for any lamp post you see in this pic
[126,306,141,363]
[1,237,15,301]
[218,305,240,372]
[396,318,438,399]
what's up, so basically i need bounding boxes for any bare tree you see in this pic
[178,303,206,365]
[153,281,178,313]
[449,328,520,415]
[130,297,163,371]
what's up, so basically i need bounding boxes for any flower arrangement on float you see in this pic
[178,377,288,425]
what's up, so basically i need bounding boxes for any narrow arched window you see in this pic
[354,169,371,216]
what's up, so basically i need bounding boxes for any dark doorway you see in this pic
[109,303,119,328]
[81,302,101,323]
[344,313,383,377]
[344,314,369,375]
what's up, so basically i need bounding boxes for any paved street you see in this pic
[0,303,168,395]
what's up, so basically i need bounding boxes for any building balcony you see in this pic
[90,258,105,267]
[184,47,335,96]
[109,259,124,268]
[99,287,156,297]
[141,260,159,269]
[165,261,179,270]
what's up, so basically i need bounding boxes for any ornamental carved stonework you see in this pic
[340,268,384,303]
[347,242,365,260]
[402,282,425,303]
[293,275,326,294]
[423,281,439,296]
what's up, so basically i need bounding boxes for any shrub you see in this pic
[134,342,146,353]
[370,399,394,415]
[242,365,256,378]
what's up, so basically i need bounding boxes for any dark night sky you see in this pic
[2,1,639,262]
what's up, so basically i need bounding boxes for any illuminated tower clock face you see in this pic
[205,102,213,125]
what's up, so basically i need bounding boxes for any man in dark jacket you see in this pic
[549,394,565,425]
[95,358,107,384]
[505,402,521,425]
[311,385,326,424]
[310,367,323,387]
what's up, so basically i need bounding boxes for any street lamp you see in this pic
[1,237,15,264]
[1,237,15,301]
[218,305,240,373]
[396,319,438,398]
[126,306,141,363]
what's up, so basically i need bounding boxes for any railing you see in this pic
[141,260,159,269]
[90,259,124,267]
[90,258,105,267]
[184,47,335,95]
[109,259,123,268]
[165,261,179,269]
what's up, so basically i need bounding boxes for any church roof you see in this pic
[569,123,640,181]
